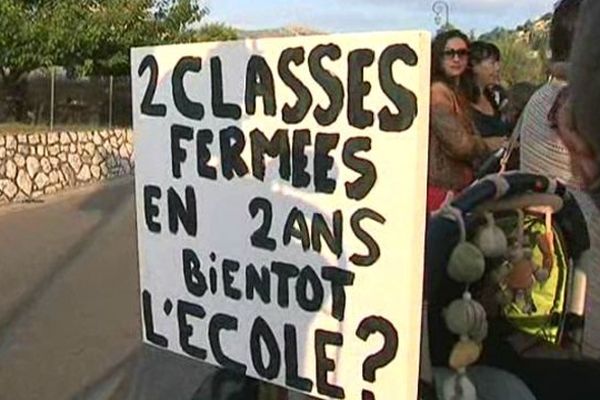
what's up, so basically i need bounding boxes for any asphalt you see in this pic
[0,177,276,400]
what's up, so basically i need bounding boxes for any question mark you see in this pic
[356,316,399,400]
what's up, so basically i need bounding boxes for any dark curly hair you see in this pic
[465,41,502,103]
[431,29,471,85]
[469,41,500,65]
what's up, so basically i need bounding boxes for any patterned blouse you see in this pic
[428,81,491,191]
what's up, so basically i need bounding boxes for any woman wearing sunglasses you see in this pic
[428,30,506,212]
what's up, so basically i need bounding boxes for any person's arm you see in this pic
[430,84,504,161]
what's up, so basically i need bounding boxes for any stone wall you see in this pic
[0,129,133,204]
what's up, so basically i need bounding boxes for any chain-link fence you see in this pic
[0,68,131,131]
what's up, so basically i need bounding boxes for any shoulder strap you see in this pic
[499,113,525,173]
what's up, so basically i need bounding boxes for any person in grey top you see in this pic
[517,0,600,359]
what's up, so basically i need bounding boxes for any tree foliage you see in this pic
[0,0,236,120]
[493,36,546,86]
[0,0,237,78]
[479,17,550,87]
[193,23,238,42]
[436,22,458,35]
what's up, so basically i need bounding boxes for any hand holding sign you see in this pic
[132,31,430,400]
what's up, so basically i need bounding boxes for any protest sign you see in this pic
[131,30,430,399]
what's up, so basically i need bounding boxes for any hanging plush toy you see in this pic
[441,294,487,400]
[447,242,486,283]
[493,209,553,314]
[473,212,508,258]
[447,209,487,284]
[501,209,537,313]
[535,229,554,282]
[443,295,488,341]
[442,368,477,400]
[438,205,489,400]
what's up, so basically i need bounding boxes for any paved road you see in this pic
[0,178,268,400]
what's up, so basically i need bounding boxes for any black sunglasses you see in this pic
[443,49,469,59]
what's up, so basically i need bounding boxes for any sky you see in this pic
[205,0,558,36]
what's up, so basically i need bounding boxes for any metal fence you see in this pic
[0,69,132,130]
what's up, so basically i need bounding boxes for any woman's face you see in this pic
[473,57,501,87]
[441,38,469,79]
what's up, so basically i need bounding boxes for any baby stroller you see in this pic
[422,172,594,399]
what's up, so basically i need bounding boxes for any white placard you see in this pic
[131,31,430,400]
